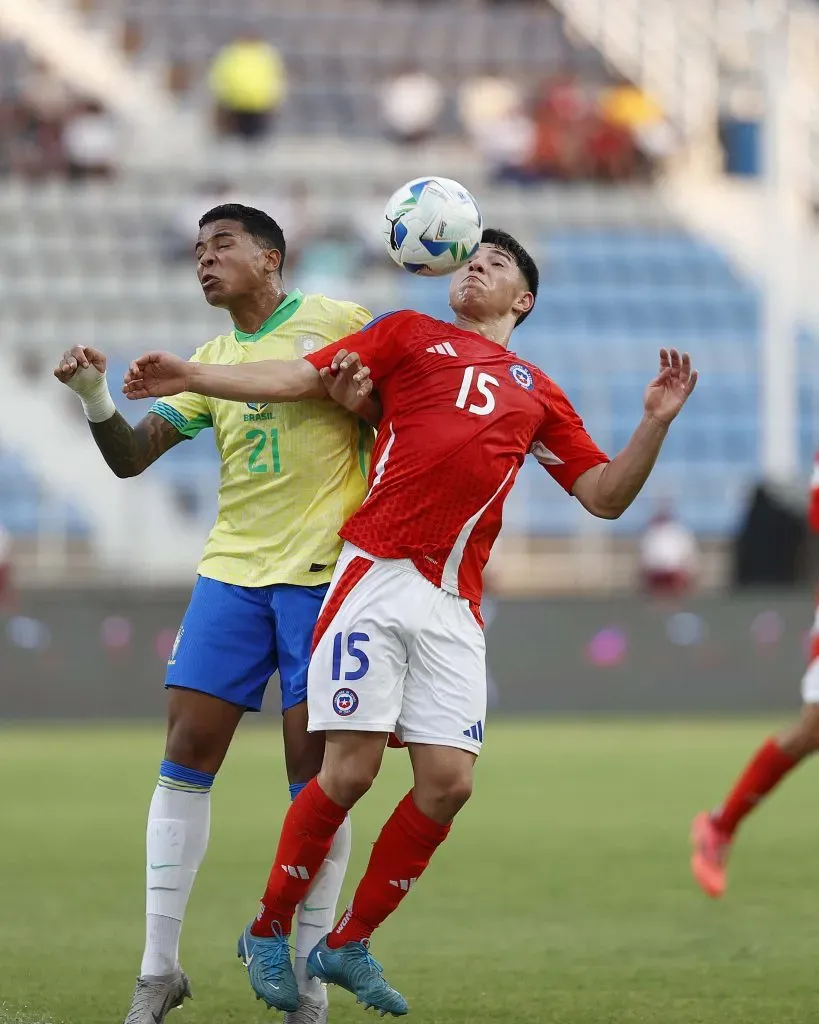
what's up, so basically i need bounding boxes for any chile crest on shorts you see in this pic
[332,687,359,716]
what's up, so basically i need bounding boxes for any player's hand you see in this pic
[122,351,190,399]
[643,349,698,425]
[319,349,374,403]
[54,346,107,385]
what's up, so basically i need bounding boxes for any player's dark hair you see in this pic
[199,204,287,272]
[481,228,539,326]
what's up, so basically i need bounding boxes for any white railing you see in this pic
[560,0,819,208]
[549,0,721,145]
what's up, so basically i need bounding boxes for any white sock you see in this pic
[141,782,211,977]
[143,914,182,979]
[294,815,352,996]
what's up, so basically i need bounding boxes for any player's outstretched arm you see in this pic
[123,351,325,403]
[55,345,184,478]
[572,348,698,519]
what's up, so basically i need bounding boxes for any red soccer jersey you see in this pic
[305,310,609,603]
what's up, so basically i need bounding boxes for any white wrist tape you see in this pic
[65,365,117,423]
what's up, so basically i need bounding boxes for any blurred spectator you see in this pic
[18,349,45,382]
[119,19,144,59]
[0,520,13,611]
[530,72,590,180]
[21,59,71,126]
[209,33,286,141]
[170,482,202,520]
[166,59,194,99]
[459,72,524,137]
[599,76,675,169]
[585,112,638,181]
[4,59,70,178]
[380,66,444,145]
[459,73,536,183]
[63,98,118,180]
[639,506,700,598]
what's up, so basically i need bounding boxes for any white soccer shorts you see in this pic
[307,543,487,755]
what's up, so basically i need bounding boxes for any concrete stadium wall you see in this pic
[0,588,813,720]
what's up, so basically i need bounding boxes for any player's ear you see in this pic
[512,290,534,320]
[265,247,283,275]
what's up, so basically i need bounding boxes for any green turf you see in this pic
[2,719,817,1023]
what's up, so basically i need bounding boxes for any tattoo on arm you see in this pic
[89,412,185,478]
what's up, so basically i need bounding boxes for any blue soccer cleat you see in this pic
[237,921,300,1012]
[307,937,408,1017]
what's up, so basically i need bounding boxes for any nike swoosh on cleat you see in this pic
[152,992,172,1023]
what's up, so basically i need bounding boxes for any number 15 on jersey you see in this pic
[455,366,499,416]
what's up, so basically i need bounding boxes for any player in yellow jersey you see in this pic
[53,205,378,1024]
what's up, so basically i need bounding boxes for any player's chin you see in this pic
[201,282,230,307]
[452,292,486,320]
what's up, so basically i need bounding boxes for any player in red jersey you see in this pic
[123,228,698,1015]
[690,459,819,898]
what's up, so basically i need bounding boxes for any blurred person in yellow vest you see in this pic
[209,32,287,141]
[599,76,676,164]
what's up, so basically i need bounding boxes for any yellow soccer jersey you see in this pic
[151,289,373,587]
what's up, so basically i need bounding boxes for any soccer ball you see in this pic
[382,176,483,277]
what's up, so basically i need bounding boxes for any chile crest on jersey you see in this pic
[509,363,535,391]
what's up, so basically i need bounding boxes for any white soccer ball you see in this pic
[382,176,483,277]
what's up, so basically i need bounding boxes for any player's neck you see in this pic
[228,283,289,335]
[452,313,513,349]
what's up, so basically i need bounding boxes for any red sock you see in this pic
[251,778,348,937]
[711,738,798,836]
[326,792,450,949]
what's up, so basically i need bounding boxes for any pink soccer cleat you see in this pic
[690,811,733,898]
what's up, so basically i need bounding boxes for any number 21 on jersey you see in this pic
[455,366,499,416]
[246,428,281,474]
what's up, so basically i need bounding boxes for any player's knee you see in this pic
[778,703,819,760]
[165,719,226,775]
[320,760,377,807]
[800,703,819,752]
[440,772,474,815]
[417,765,474,821]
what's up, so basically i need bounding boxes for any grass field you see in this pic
[3,719,819,1024]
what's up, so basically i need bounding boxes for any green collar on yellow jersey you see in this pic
[233,289,305,343]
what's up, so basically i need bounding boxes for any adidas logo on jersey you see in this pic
[426,342,458,357]
[389,878,417,891]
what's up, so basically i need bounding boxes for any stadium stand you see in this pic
[80,0,611,134]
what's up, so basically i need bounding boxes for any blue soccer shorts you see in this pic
[165,575,329,712]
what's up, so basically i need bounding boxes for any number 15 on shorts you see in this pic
[332,631,370,681]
